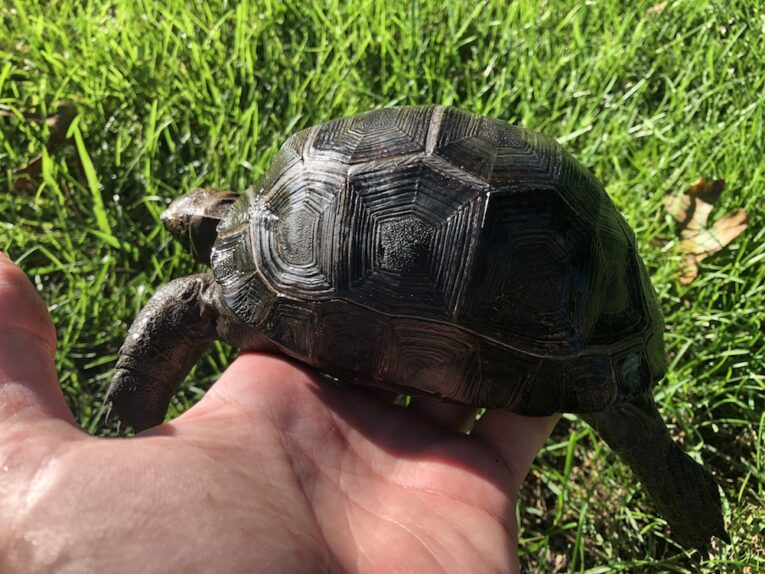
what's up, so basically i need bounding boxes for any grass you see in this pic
[1,0,763,570]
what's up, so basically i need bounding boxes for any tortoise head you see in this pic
[161,188,239,265]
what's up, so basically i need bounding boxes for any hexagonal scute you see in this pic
[276,207,320,267]
[310,107,434,164]
[255,166,344,298]
[344,156,484,318]
[434,107,562,187]
[457,189,597,353]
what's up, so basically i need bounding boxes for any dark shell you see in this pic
[211,106,665,414]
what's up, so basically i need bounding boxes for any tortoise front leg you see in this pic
[107,273,219,432]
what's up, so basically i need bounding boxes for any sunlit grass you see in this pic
[1,0,763,571]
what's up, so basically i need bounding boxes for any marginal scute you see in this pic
[387,319,477,399]
[312,302,391,384]
[265,300,316,358]
[470,340,538,409]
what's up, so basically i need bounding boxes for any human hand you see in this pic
[0,254,558,573]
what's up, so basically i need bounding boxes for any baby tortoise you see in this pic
[107,106,728,551]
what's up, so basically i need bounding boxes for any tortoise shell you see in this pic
[210,106,665,415]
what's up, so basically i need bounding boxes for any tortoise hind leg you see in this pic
[107,273,219,432]
[582,394,728,552]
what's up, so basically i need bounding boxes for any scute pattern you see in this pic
[254,168,344,297]
[312,106,433,164]
[458,190,596,352]
[387,320,475,399]
[212,230,275,326]
[435,107,563,187]
[344,157,483,318]
[212,105,664,411]
[311,301,391,383]
[265,300,316,358]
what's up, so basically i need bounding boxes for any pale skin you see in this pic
[0,253,558,573]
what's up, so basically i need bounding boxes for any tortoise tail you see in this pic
[583,395,728,552]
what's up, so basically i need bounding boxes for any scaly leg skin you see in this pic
[106,273,219,432]
[583,394,729,553]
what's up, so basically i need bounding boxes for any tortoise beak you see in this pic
[159,204,190,246]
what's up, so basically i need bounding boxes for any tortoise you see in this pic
[107,105,727,551]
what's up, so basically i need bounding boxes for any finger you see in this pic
[172,353,321,427]
[0,253,75,427]
[470,410,560,490]
[408,397,480,433]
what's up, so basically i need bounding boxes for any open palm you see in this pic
[0,254,557,573]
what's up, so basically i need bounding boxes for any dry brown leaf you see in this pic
[665,177,747,284]
[647,2,668,15]
[664,177,725,228]
[663,193,692,223]
[678,208,748,258]
[687,176,725,202]
[678,255,699,286]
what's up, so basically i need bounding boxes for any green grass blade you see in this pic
[68,116,116,246]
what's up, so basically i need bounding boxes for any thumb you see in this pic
[0,253,74,428]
